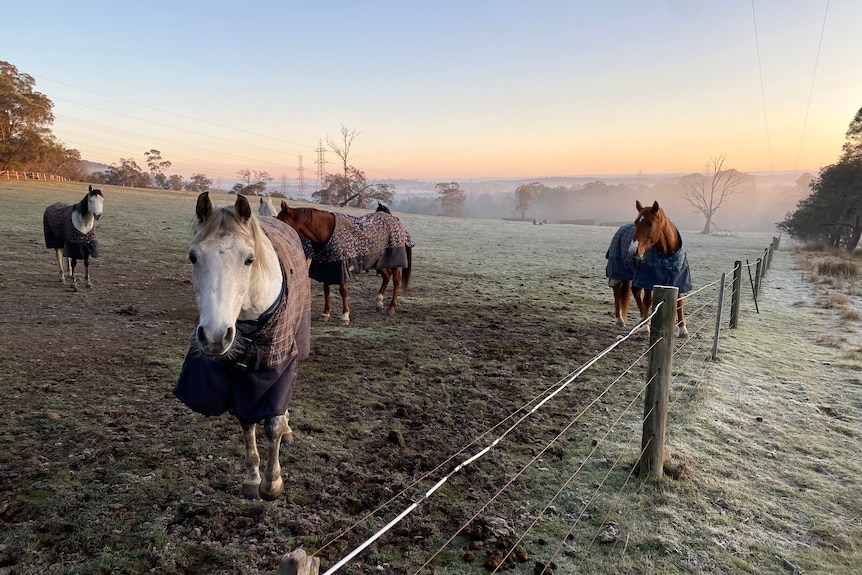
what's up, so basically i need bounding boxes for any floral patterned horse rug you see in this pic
[305,211,414,286]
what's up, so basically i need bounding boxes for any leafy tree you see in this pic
[313,166,394,208]
[436,182,466,218]
[30,139,87,181]
[0,60,57,171]
[514,182,538,221]
[145,149,172,189]
[185,173,212,193]
[235,169,272,195]
[777,159,862,251]
[92,157,149,188]
[682,154,743,234]
[166,174,184,191]
[842,106,862,161]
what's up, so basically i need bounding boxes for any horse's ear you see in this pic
[635,200,643,211]
[235,194,252,221]
[89,184,93,192]
[259,197,264,205]
[195,192,213,222]
[280,200,289,212]
[652,201,660,212]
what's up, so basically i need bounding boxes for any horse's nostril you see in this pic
[223,326,235,346]
[196,325,208,345]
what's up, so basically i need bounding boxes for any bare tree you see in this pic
[326,125,360,178]
[682,154,742,234]
[514,182,538,221]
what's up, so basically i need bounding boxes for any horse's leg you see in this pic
[376,269,391,312]
[639,288,652,334]
[260,411,294,501]
[240,422,261,499]
[386,268,401,315]
[53,248,66,283]
[69,258,80,292]
[612,281,629,327]
[676,295,689,338]
[321,284,332,322]
[83,255,92,288]
[339,282,350,326]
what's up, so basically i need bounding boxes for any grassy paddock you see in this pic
[0,180,859,574]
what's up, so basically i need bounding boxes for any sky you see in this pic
[3,1,860,183]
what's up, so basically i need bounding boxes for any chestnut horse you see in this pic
[276,201,413,326]
[606,200,691,337]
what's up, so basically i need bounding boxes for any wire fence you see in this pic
[278,235,783,575]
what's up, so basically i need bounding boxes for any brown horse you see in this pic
[276,201,413,326]
[606,200,691,337]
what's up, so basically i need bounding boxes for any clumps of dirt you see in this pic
[460,517,532,571]
[663,452,692,480]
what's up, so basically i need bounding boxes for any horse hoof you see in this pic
[69,284,80,293]
[386,308,395,316]
[339,319,350,326]
[260,477,284,501]
[376,304,384,312]
[241,482,260,499]
[320,313,331,322]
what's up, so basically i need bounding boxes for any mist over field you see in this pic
[382,170,808,234]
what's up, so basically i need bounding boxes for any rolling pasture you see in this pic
[1,181,859,574]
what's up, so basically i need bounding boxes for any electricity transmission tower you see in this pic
[314,140,328,191]
[296,155,306,200]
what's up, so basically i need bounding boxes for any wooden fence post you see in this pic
[278,549,320,575]
[730,261,742,329]
[711,272,727,361]
[767,241,775,271]
[754,258,763,299]
[640,285,677,481]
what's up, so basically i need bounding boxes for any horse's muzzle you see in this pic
[196,324,235,356]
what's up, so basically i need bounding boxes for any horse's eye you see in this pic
[245,255,255,266]
[188,252,197,264]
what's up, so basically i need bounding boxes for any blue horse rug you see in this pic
[605,223,692,293]
[304,211,414,286]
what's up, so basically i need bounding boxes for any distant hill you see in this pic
[83,160,110,174]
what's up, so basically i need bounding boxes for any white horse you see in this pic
[258,196,276,217]
[174,192,311,500]
[42,185,104,290]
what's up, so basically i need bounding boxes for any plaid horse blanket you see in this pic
[305,211,414,285]
[43,203,100,260]
[606,223,692,293]
[174,218,312,425]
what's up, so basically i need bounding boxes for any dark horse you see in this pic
[43,185,104,291]
[605,200,691,337]
[276,201,413,326]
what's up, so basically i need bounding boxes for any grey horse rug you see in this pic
[43,203,100,260]
[304,211,414,286]
[605,223,692,293]
[174,217,312,425]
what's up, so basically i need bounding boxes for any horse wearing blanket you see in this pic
[174,193,311,500]
[43,185,104,291]
[605,200,691,338]
[277,202,414,326]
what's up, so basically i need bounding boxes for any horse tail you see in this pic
[402,246,412,294]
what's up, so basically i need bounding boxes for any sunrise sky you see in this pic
[3,1,860,182]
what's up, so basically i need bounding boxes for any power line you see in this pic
[795,0,830,171]
[751,0,774,172]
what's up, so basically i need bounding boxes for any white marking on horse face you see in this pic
[638,215,644,223]
[628,239,640,257]
[189,235,255,356]
[89,194,104,220]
